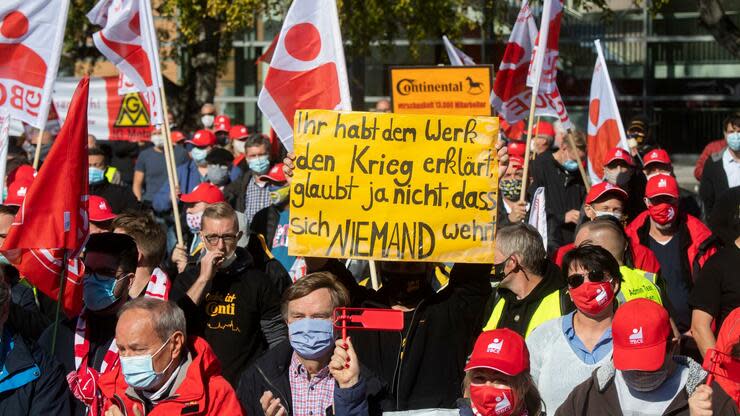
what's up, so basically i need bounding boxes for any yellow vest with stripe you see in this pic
[104,166,118,183]
[617,265,663,305]
[483,290,563,338]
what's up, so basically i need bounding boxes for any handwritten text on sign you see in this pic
[288,110,498,263]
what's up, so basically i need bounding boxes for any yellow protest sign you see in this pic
[390,66,493,116]
[288,110,498,263]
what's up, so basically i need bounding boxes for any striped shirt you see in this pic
[288,353,335,416]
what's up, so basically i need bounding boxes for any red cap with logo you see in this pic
[613,298,671,371]
[643,149,671,167]
[8,165,36,184]
[187,130,216,147]
[603,147,635,167]
[179,182,225,204]
[229,125,249,141]
[585,182,628,204]
[534,120,555,137]
[170,131,186,143]
[258,163,287,184]
[645,173,679,199]
[464,329,529,376]
[507,141,526,158]
[214,115,231,132]
[4,179,32,207]
[89,195,116,222]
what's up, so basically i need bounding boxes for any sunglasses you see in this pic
[567,270,610,288]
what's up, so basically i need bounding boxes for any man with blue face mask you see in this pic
[700,115,740,218]
[237,272,386,415]
[224,134,275,223]
[38,232,139,416]
[88,147,138,215]
[98,297,244,415]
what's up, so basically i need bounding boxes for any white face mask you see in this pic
[604,169,632,186]
[233,140,246,155]
[151,134,164,148]
[201,115,215,129]
[593,210,623,221]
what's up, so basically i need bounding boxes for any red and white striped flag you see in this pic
[587,39,629,182]
[87,0,163,124]
[526,0,564,94]
[258,0,351,151]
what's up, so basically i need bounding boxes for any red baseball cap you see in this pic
[585,182,628,204]
[603,147,634,167]
[89,195,116,222]
[213,115,231,132]
[259,163,287,184]
[645,174,679,199]
[613,298,671,371]
[229,125,249,141]
[170,131,186,143]
[533,120,554,137]
[464,329,529,375]
[4,179,32,207]
[643,149,671,167]
[501,120,525,141]
[179,182,225,204]
[187,130,216,147]
[507,141,526,158]
[509,156,524,170]
[8,165,36,184]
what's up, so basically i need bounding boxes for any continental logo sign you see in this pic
[390,66,493,116]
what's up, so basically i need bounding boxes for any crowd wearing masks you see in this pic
[0,104,738,416]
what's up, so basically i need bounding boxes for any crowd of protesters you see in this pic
[0,103,737,416]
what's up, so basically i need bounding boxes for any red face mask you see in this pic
[569,281,614,316]
[648,202,677,225]
[470,384,517,416]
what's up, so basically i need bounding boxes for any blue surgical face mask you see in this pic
[206,164,229,186]
[190,147,209,165]
[120,335,175,390]
[288,318,335,359]
[562,159,579,172]
[727,132,740,152]
[83,272,124,312]
[89,167,105,184]
[248,155,270,174]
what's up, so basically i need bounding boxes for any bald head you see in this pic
[574,219,627,265]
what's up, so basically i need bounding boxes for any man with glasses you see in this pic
[171,202,287,386]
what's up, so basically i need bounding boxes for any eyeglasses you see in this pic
[567,270,609,288]
[202,233,240,245]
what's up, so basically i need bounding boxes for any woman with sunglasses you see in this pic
[525,244,622,414]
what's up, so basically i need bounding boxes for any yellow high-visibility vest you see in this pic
[483,290,562,338]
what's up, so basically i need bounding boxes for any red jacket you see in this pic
[98,337,245,416]
[626,211,717,281]
[554,239,661,274]
[714,307,740,409]
[694,139,726,181]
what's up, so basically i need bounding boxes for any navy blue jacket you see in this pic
[0,329,71,415]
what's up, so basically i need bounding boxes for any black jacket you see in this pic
[0,331,71,415]
[528,151,587,255]
[224,169,256,213]
[317,260,491,411]
[107,141,140,185]
[236,340,388,415]
[699,153,731,218]
[170,247,288,386]
[89,178,139,214]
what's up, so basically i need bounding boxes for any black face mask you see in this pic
[491,256,512,283]
[382,271,432,308]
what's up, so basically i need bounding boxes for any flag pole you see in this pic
[50,249,69,355]
[368,259,379,290]
[158,87,184,246]
[519,93,539,202]
[32,129,45,170]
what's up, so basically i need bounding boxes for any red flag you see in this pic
[1,77,90,317]
[256,34,279,65]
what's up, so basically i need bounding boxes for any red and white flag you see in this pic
[1,78,90,318]
[0,109,9,198]
[526,0,564,94]
[442,35,476,66]
[258,0,351,151]
[490,0,572,129]
[87,0,163,124]
[0,1,70,128]
[587,39,629,182]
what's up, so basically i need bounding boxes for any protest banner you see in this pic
[288,110,498,263]
[53,77,154,141]
[390,66,493,116]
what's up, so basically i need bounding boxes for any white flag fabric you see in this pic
[0,1,69,128]
[442,35,476,66]
[87,0,164,124]
[586,39,629,183]
[528,186,548,250]
[258,0,351,151]
[490,0,572,129]
[0,109,10,202]
[526,0,564,94]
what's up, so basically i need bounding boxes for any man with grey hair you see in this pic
[0,279,71,414]
[482,223,567,338]
[99,298,244,415]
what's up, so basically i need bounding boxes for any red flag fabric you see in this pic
[1,77,90,317]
